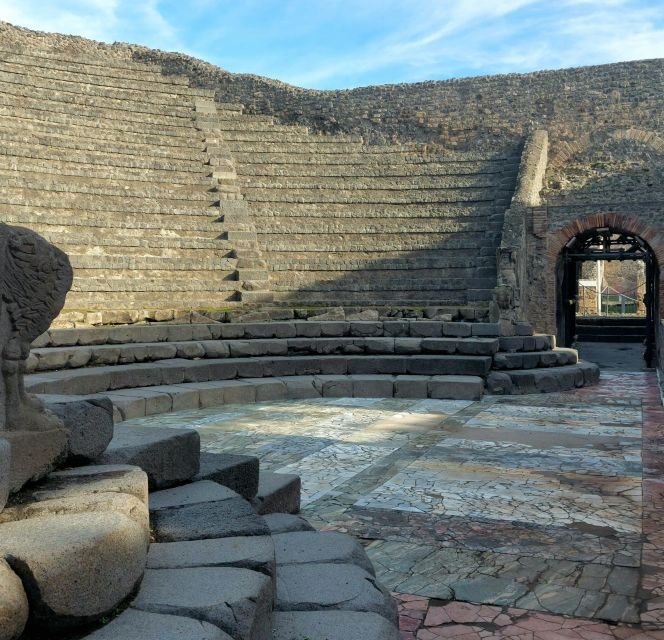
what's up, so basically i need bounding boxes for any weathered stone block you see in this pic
[0,440,9,512]
[47,397,114,463]
[428,375,484,400]
[133,567,273,640]
[272,611,400,640]
[442,322,472,337]
[253,472,301,515]
[275,564,397,622]
[85,608,233,640]
[147,536,275,576]
[195,452,259,500]
[263,513,315,534]
[352,375,394,397]
[96,426,200,490]
[394,375,429,398]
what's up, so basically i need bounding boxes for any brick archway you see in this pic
[544,212,663,344]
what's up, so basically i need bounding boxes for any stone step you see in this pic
[267,278,495,293]
[0,56,208,95]
[221,130,363,144]
[0,49,192,82]
[0,67,201,108]
[68,277,240,294]
[36,374,487,420]
[267,293,475,305]
[18,220,223,240]
[0,77,194,118]
[37,231,229,252]
[194,452,260,500]
[266,257,495,271]
[0,181,219,204]
[28,336,505,372]
[255,233,490,251]
[493,348,578,370]
[272,611,400,640]
[0,160,212,185]
[0,130,207,162]
[0,142,207,173]
[0,172,217,198]
[252,473,301,515]
[25,354,497,396]
[62,292,241,311]
[0,92,193,128]
[0,102,195,138]
[0,112,203,149]
[242,187,497,204]
[237,159,507,178]
[232,150,513,166]
[211,120,311,134]
[95,426,200,490]
[487,361,601,394]
[245,201,497,217]
[253,219,495,234]
[35,321,520,348]
[1,209,223,235]
[0,191,224,214]
[238,175,501,190]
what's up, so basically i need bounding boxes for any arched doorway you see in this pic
[556,226,659,366]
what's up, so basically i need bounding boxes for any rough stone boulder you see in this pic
[0,511,148,627]
[0,559,28,640]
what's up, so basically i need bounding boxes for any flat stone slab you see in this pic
[195,452,259,500]
[0,511,147,625]
[133,567,273,640]
[275,563,397,623]
[253,472,300,515]
[31,464,148,505]
[264,513,315,534]
[147,536,275,576]
[274,531,375,575]
[272,610,400,640]
[152,497,269,542]
[85,608,234,640]
[149,480,240,511]
[0,559,28,640]
[96,425,200,489]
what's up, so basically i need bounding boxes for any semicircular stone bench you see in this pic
[27,319,600,423]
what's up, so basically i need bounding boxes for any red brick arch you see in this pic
[545,213,664,331]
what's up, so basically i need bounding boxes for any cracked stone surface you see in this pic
[123,369,664,631]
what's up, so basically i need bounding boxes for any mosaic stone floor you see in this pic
[126,369,664,637]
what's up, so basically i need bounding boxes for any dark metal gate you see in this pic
[558,227,657,366]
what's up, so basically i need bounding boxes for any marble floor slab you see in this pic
[124,371,664,632]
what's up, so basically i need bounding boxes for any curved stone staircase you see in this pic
[26,320,600,424]
[1,410,400,640]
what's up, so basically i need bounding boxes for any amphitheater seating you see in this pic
[210,103,520,309]
[28,320,600,421]
[0,48,244,310]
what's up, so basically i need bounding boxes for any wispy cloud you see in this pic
[0,0,662,88]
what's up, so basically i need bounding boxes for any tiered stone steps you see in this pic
[28,320,600,420]
[212,103,519,308]
[0,48,243,311]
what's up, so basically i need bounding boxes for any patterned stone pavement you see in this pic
[125,370,664,636]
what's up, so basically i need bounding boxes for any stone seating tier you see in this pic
[26,321,600,421]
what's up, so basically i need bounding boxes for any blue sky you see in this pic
[1,0,663,89]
